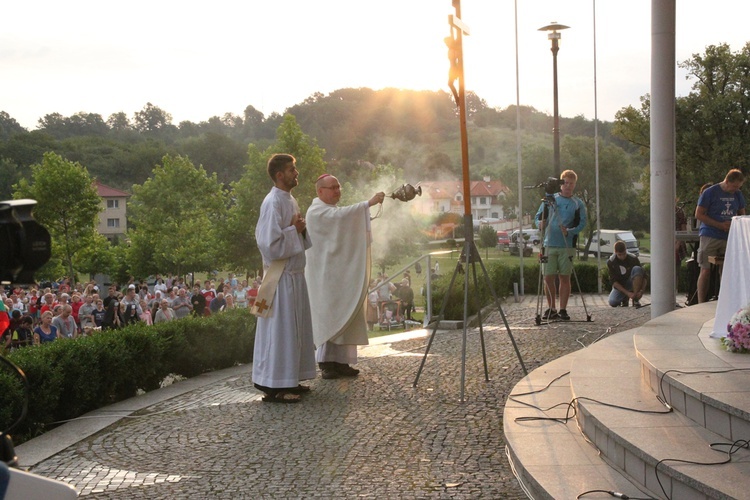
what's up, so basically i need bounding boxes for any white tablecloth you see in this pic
[711,215,750,338]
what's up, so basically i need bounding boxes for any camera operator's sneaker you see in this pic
[543,308,559,320]
[558,309,570,321]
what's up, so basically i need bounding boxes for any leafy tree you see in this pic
[106,241,132,285]
[13,152,102,280]
[614,43,750,201]
[224,114,327,272]
[0,131,57,169]
[676,43,750,188]
[133,103,173,134]
[0,158,21,200]
[0,111,26,141]
[498,143,555,221]
[75,233,114,279]
[612,95,650,155]
[179,132,247,185]
[127,155,227,277]
[242,105,266,140]
[37,113,69,139]
[107,112,132,133]
[55,135,174,190]
[478,225,498,258]
[560,136,640,255]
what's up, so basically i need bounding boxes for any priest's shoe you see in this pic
[336,363,360,377]
[319,363,340,380]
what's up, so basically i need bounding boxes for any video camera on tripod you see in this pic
[0,199,51,285]
[524,177,565,196]
[0,199,70,498]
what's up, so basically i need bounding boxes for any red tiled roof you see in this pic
[470,180,508,197]
[94,180,130,198]
[417,179,508,199]
[417,181,463,200]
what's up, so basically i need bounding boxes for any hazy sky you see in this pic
[2,1,749,130]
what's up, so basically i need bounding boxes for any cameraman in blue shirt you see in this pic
[535,170,587,321]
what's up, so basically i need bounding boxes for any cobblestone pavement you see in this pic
[28,294,654,499]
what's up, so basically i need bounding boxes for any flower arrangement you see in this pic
[724,303,750,353]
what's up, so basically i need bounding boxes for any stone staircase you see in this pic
[504,302,750,499]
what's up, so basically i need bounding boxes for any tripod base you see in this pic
[413,234,527,401]
[535,314,593,325]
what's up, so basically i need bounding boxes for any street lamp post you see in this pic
[538,22,569,177]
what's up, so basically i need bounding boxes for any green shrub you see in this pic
[431,258,602,319]
[0,309,255,444]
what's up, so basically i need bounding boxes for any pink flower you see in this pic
[725,304,750,353]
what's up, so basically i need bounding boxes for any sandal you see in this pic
[262,391,301,404]
[288,385,311,394]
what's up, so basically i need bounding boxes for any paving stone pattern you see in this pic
[29,294,652,498]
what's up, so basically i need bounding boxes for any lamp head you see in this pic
[538,22,570,43]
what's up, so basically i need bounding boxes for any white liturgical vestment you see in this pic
[305,198,371,349]
[252,187,316,388]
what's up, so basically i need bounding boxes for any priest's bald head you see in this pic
[316,174,342,205]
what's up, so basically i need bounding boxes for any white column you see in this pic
[650,0,676,318]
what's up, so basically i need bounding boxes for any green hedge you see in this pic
[431,260,610,320]
[0,309,255,443]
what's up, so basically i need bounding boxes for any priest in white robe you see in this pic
[252,154,316,403]
[305,174,384,379]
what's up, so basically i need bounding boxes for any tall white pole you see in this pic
[593,0,602,293]
[514,0,525,295]
[650,0,676,317]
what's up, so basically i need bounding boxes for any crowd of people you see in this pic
[1,274,262,352]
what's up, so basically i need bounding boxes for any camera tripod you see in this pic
[413,216,528,401]
[534,193,593,325]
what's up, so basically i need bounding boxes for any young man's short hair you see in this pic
[725,168,745,184]
[267,154,295,181]
[614,240,627,253]
[560,169,578,181]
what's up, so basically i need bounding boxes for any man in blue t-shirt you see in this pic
[535,169,587,321]
[695,168,746,303]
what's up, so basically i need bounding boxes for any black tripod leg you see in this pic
[568,258,593,321]
[413,259,462,387]
[470,258,490,381]
[459,239,472,402]
[476,247,528,376]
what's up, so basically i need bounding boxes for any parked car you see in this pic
[587,229,640,257]
[510,229,541,246]
[509,241,533,257]
[496,231,511,250]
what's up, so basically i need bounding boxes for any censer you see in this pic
[389,184,422,202]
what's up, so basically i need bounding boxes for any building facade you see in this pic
[95,181,129,241]
[414,176,509,220]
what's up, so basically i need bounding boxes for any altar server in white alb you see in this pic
[305,174,385,380]
[252,153,316,403]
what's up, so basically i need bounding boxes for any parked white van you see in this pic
[586,229,639,257]
[510,229,541,246]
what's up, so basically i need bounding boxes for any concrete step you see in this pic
[504,302,750,500]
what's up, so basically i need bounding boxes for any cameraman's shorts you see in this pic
[544,247,575,276]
